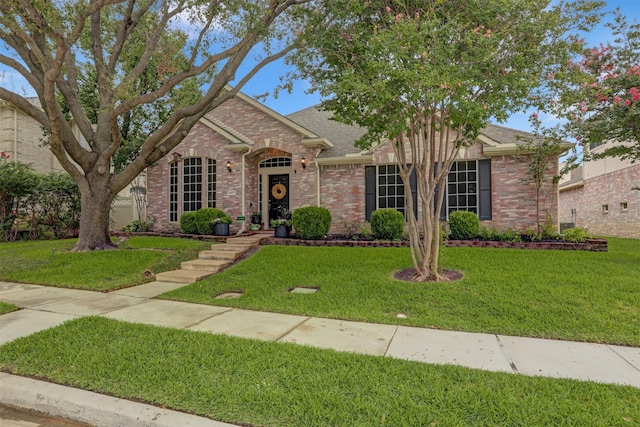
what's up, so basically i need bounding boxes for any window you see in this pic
[169,162,178,222]
[207,159,216,208]
[169,157,218,221]
[378,165,406,212]
[365,165,416,220]
[441,159,492,220]
[620,202,628,211]
[602,204,609,214]
[365,160,491,221]
[447,161,478,215]
[183,158,202,212]
[260,157,291,168]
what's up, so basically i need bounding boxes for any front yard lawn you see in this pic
[0,237,212,291]
[0,317,637,427]
[161,237,640,346]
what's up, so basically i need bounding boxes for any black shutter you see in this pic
[409,169,418,218]
[478,159,492,220]
[365,166,376,221]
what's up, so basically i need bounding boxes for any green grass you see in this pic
[0,301,19,315]
[0,237,212,291]
[161,237,640,346]
[1,317,637,427]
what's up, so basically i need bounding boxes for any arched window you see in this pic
[259,157,291,168]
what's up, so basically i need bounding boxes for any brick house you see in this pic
[147,91,567,233]
[559,143,639,238]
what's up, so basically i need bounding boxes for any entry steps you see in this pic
[154,235,265,283]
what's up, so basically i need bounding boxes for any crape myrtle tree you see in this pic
[548,10,640,163]
[515,114,572,236]
[0,0,313,251]
[291,0,603,280]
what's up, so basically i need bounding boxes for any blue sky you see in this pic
[1,0,638,133]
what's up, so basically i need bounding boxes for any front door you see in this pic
[268,174,289,226]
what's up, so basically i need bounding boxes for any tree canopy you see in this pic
[548,10,640,163]
[0,0,313,250]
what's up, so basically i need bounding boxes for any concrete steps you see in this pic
[155,269,214,284]
[181,259,229,272]
[155,234,266,284]
[198,250,242,261]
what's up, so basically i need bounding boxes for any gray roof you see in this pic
[287,105,542,157]
[287,106,367,158]
[480,123,541,145]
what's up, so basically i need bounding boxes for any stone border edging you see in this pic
[262,237,608,251]
[446,238,608,252]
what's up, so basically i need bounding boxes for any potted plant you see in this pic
[251,211,262,225]
[213,215,232,236]
[271,207,292,238]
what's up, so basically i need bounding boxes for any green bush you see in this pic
[448,211,480,240]
[292,206,332,239]
[179,212,198,234]
[370,208,404,240]
[194,208,232,235]
[562,227,592,243]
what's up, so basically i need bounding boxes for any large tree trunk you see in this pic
[73,173,116,251]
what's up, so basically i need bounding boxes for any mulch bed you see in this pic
[393,268,463,283]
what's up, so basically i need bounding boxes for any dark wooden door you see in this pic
[268,174,289,226]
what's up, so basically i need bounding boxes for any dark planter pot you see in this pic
[274,224,291,238]
[251,215,262,225]
[213,223,230,236]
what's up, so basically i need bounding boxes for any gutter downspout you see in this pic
[13,106,18,162]
[236,150,250,235]
[316,160,321,206]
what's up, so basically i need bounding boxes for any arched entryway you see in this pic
[258,157,292,226]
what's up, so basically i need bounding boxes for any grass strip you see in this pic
[1,317,638,427]
[161,238,640,346]
[0,237,211,291]
[0,301,19,315]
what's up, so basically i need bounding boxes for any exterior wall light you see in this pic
[301,156,307,169]
[226,161,232,172]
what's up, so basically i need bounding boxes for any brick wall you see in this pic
[319,164,366,231]
[559,165,639,238]
[485,155,559,232]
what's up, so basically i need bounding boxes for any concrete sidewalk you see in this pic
[1,275,639,426]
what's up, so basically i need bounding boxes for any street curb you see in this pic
[0,373,238,427]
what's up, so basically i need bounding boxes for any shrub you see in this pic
[194,208,232,235]
[448,211,480,240]
[440,221,451,245]
[562,227,592,243]
[292,206,332,239]
[370,208,404,240]
[179,212,198,234]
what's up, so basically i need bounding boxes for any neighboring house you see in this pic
[559,143,639,238]
[0,99,141,230]
[147,91,566,234]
